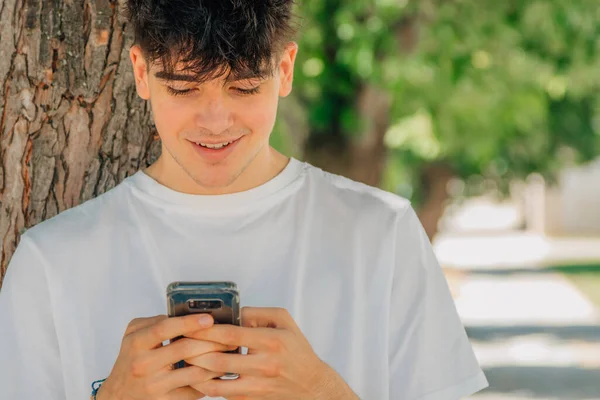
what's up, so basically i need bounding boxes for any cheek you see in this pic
[239,95,278,135]
[150,95,189,140]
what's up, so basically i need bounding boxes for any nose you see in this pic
[195,94,234,134]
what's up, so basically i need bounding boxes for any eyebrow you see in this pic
[153,69,271,83]
[154,71,198,82]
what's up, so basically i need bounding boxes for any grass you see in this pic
[550,264,600,309]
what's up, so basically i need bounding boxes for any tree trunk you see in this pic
[0,0,159,285]
[304,16,452,228]
[415,162,455,241]
[302,15,455,241]
[304,84,391,188]
[303,16,420,187]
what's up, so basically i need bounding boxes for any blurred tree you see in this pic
[289,0,600,239]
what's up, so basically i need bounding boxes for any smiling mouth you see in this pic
[188,137,240,150]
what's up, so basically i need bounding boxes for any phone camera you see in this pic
[188,299,222,310]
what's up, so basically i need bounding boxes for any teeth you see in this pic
[194,141,232,149]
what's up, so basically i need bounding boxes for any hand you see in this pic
[97,314,237,400]
[185,307,359,400]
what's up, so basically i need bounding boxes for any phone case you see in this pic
[166,281,241,378]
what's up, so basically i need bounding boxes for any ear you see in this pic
[278,42,298,98]
[130,45,151,100]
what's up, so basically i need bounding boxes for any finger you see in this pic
[124,315,168,336]
[152,365,220,394]
[164,385,207,400]
[188,324,286,350]
[140,338,237,373]
[129,313,214,350]
[241,307,298,331]
[186,352,269,377]
[193,375,268,398]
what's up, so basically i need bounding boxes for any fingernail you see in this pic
[199,314,212,326]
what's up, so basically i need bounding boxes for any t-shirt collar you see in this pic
[127,157,305,211]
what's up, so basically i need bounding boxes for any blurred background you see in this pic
[1,0,600,398]
[272,1,600,398]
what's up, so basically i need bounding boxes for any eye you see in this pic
[166,86,195,97]
[233,86,261,96]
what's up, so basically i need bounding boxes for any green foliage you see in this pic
[293,0,413,140]
[291,0,600,203]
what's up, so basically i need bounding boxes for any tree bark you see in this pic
[0,0,159,285]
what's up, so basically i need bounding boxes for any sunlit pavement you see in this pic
[433,210,600,399]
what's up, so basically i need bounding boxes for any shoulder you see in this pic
[301,161,413,223]
[23,176,135,251]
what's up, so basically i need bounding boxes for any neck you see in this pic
[143,146,290,195]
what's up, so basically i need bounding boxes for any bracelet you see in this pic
[90,378,107,400]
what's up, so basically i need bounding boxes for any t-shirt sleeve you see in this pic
[0,234,65,399]
[389,206,488,400]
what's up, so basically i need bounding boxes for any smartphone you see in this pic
[166,281,241,379]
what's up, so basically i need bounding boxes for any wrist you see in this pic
[94,384,108,400]
[312,361,360,400]
[91,378,107,400]
[94,377,116,400]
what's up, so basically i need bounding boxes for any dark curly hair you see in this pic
[124,0,298,83]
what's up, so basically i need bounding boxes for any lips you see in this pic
[188,136,242,162]
[191,139,236,149]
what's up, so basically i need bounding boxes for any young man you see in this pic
[0,1,488,399]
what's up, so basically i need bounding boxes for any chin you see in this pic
[188,170,239,190]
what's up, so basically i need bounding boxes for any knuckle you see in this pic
[176,338,194,356]
[150,322,168,340]
[129,357,147,378]
[222,328,238,344]
[125,318,141,335]
[202,381,220,397]
[261,359,283,378]
[122,333,135,350]
[266,337,284,353]
[126,333,143,351]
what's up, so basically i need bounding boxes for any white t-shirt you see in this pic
[0,157,488,399]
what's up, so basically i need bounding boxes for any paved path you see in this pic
[435,233,600,399]
[435,232,600,270]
